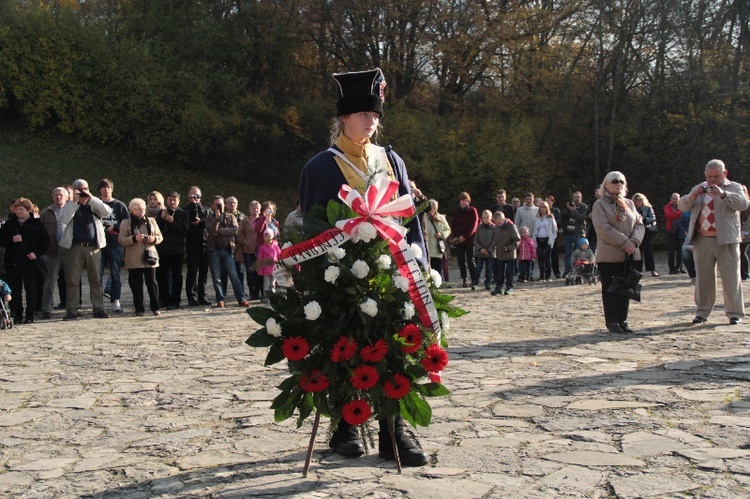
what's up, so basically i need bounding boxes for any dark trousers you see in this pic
[667,231,683,271]
[7,263,38,320]
[740,242,749,280]
[598,261,630,325]
[157,252,184,307]
[454,245,475,281]
[243,253,262,299]
[128,268,159,314]
[537,238,552,280]
[635,230,656,272]
[550,239,561,276]
[185,244,209,302]
[494,259,515,291]
[474,256,493,285]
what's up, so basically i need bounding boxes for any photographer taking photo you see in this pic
[184,186,212,306]
[156,192,189,310]
[206,195,249,308]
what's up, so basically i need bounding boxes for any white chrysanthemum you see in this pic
[360,298,378,317]
[327,247,346,262]
[324,266,340,284]
[393,274,410,292]
[376,254,392,270]
[265,318,282,337]
[351,260,370,279]
[440,311,450,330]
[402,302,415,319]
[357,221,378,242]
[429,269,443,288]
[281,241,292,249]
[304,301,322,321]
[410,243,423,260]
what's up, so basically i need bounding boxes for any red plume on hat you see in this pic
[332,68,386,117]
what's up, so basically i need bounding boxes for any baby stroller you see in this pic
[0,279,12,329]
[566,261,599,285]
[0,295,12,329]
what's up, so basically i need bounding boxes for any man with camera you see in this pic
[679,159,749,325]
[58,179,112,320]
[221,196,245,299]
[206,195,250,308]
[156,191,189,310]
[184,186,212,306]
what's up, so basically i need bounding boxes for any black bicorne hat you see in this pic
[333,68,386,117]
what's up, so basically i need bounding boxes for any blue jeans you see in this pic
[99,244,123,301]
[209,248,245,303]
[563,234,579,273]
[494,259,515,292]
[474,256,494,286]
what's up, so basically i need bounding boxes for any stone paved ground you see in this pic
[1,254,749,498]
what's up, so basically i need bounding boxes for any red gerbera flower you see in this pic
[299,370,330,393]
[342,399,371,426]
[397,324,422,354]
[421,343,449,372]
[331,336,358,362]
[359,339,388,363]
[350,365,379,390]
[282,336,310,361]
[383,373,411,399]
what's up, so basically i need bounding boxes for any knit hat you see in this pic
[333,68,386,117]
[578,237,589,248]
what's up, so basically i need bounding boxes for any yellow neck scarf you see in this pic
[333,134,395,192]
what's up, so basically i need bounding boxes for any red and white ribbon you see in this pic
[279,178,443,346]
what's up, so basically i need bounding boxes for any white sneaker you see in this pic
[113,300,123,313]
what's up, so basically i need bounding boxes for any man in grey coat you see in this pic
[679,159,750,325]
[58,179,113,320]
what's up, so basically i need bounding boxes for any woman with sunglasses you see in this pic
[591,172,644,333]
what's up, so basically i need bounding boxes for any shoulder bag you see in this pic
[142,219,159,266]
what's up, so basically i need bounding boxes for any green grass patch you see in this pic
[0,125,298,216]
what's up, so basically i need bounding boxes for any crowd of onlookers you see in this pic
[0,178,299,325]
[419,184,750,295]
[2,175,749,327]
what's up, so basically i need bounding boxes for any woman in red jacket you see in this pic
[450,191,479,287]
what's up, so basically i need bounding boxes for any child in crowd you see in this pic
[472,210,496,290]
[257,228,281,299]
[572,237,595,267]
[491,212,520,296]
[517,226,537,283]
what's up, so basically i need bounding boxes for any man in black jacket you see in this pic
[156,192,189,310]
[184,186,212,306]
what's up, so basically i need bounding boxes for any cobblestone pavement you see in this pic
[1,258,749,498]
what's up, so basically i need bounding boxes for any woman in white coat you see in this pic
[532,201,558,281]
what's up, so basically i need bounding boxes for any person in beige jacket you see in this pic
[118,198,163,316]
[592,171,644,333]
[678,159,749,325]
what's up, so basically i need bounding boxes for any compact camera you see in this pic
[191,194,201,200]
[78,189,90,198]
[702,186,712,193]
[166,207,175,216]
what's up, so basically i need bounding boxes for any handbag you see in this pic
[142,220,159,266]
[428,216,446,255]
[607,257,642,302]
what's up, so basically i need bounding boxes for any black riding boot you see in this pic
[329,420,364,457]
[378,416,428,466]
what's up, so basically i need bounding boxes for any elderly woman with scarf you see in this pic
[592,172,644,333]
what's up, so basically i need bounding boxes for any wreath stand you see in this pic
[302,411,402,477]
